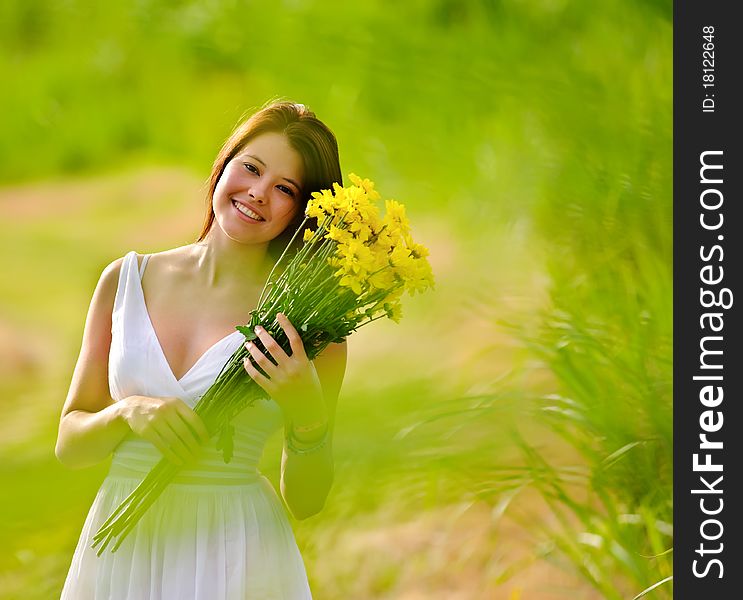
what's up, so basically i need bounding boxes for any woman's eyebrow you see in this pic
[244,153,266,167]
[243,153,301,190]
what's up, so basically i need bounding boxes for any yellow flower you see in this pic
[340,187,363,215]
[303,228,316,242]
[386,301,403,323]
[401,256,435,295]
[320,174,433,306]
[348,172,381,201]
[339,273,364,295]
[389,245,416,273]
[331,182,347,206]
[368,267,397,291]
[384,199,410,232]
[382,213,411,243]
[347,172,364,187]
[372,226,395,252]
[405,270,435,296]
[307,189,343,221]
[305,200,325,220]
[327,225,352,244]
[339,238,374,275]
[357,199,381,223]
[348,220,372,243]
[407,240,430,259]
[327,256,343,269]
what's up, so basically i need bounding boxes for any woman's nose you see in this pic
[249,182,268,203]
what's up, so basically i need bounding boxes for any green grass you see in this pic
[1,0,670,597]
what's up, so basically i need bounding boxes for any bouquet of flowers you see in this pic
[92,173,434,555]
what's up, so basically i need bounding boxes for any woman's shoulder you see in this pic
[86,246,191,309]
[97,246,189,284]
[99,254,129,287]
[135,244,200,281]
[87,254,130,322]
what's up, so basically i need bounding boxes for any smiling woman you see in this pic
[199,101,344,263]
[211,131,305,244]
[56,100,348,600]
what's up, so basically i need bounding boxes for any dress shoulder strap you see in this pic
[138,254,151,280]
[112,250,139,323]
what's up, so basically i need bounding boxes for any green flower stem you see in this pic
[257,217,309,308]
[293,273,340,310]
[93,463,173,554]
[110,472,175,553]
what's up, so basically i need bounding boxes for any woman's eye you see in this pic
[277,185,295,197]
[243,163,259,174]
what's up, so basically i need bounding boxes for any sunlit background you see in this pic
[0,1,672,598]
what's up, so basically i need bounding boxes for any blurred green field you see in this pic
[1,1,671,598]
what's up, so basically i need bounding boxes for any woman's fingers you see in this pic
[242,353,274,393]
[155,418,198,464]
[252,325,290,365]
[276,313,307,361]
[149,428,186,466]
[175,404,211,444]
[163,397,208,451]
[168,416,203,456]
[244,340,278,377]
[127,396,210,465]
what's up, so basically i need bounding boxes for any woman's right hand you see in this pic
[120,395,211,466]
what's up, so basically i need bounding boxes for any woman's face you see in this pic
[212,131,304,245]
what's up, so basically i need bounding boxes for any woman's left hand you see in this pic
[242,312,327,424]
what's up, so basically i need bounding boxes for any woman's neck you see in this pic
[192,230,274,290]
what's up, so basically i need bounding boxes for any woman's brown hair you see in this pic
[197,99,343,261]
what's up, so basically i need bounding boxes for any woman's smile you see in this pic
[232,199,266,223]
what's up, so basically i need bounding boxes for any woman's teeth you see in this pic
[233,200,264,221]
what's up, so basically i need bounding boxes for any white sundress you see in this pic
[60,250,313,599]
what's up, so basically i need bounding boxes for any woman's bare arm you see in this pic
[54,257,133,469]
[279,339,347,519]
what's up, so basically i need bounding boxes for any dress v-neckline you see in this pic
[133,254,242,386]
